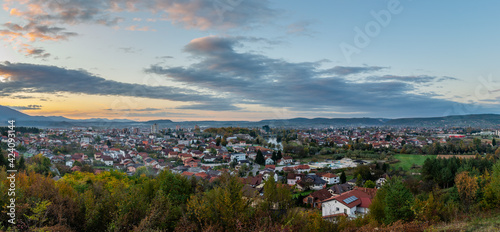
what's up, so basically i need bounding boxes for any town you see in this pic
[1,124,500,231]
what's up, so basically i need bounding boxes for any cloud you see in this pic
[145,36,491,117]
[156,55,173,59]
[322,66,387,76]
[18,44,50,58]
[367,75,438,83]
[367,75,460,85]
[176,102,241,111]
[105,107,163,112]
[1,22,77,42]
[1,0,276,57]
[9,104,42,110]
[125,111,196,117]
[0,61,237,111]
[1,0,275,38]
[118,47,141,54]
[287,21,314,36]
[125,25,156,31]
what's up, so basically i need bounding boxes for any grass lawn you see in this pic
[392,154,436,170]
[292,190,313,199]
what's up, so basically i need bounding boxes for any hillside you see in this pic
[1,105,500,128]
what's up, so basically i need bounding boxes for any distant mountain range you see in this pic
[1,105,500,128]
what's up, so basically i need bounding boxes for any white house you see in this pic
[265,157,275,165]
[102,156,114,166]
[287,173,303,186]
[321,188,376,219]
[231,153,246,162]
[65,160,74,167]
[321,173,340,185]
[295,165,311,173]
[376,177,387,187]
[277,156,293,165]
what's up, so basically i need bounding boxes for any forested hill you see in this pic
[2,104,500,128]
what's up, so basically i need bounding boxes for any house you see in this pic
[303,188,334,209]
[327,184,353,196]
[102,156,114,166]
[287,173,304,186]
[321,173,340,185]
[203,155,217,162]
[297,175,327,191]
[50,155,65,164]
[376,177,387,187]
[230,153,247,162]
[295,165,311,173]
[179,153,192,161]
[265,157,275,165]
[277,156,293,165]
[168,151,179,159]
[321,187,377,219]
[184,158,201,168]
[243,174,263,187]
[191,150,204,158]
[65,160,74,167]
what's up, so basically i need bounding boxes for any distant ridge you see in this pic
[1,105,499,128]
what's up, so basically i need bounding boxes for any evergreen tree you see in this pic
[384,177,414,224]
[493,138,497,146]
[271,151,278,162]
[18,155,26,170]
[0,148,7,167]
[340,170,346,184]
[277,150,282,160]
[255,150,265,165]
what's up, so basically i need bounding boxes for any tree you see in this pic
[277,150,282,160]
[28,154,52,175]
[483,162,500,208]
[493,138,497,147]
[354,165,373,181]
[364,180,376,188]
[455,171,478,211]
[271,151,278,162]
[262,174,292,212]
[384,177,414,224]
[81,164,94,173]
[368,184,387,224]
[340,171,346,184]
[355,174,363,186]
[0,151,7,167]
[255,150,265,165]
[18,155,26,170]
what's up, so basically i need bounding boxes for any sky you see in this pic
[1,0,500,121]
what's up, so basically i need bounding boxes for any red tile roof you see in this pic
[322,173,338,178]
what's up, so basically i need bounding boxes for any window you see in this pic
[336,207,339,211]
[344,209,347,214]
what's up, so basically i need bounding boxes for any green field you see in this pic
[392,154,436,170]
